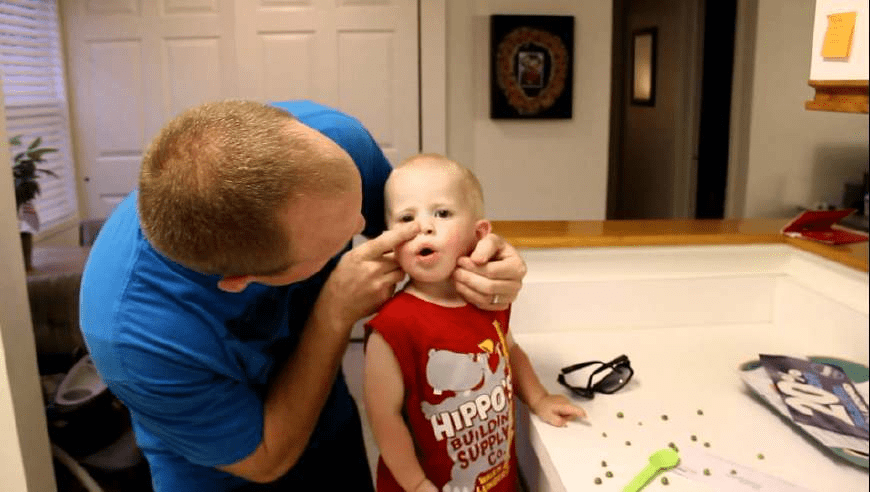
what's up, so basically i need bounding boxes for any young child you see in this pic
[364,154,586,492]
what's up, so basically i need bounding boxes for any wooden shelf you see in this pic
[805,80,869,113]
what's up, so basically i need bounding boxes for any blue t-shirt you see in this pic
[80,101,391,491]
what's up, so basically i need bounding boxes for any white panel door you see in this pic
[234,0,418,167]
[63,0,419,220]
[62,0,237,219]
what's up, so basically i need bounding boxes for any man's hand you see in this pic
[320,223,419,328]
[453,233,526,310]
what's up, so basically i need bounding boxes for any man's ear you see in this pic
[475,219,492,241]
[217,275,253,293]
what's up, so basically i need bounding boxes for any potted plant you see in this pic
[10,135,57,271]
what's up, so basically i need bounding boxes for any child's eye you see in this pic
[434,209,452,219]
[398,215,414,223]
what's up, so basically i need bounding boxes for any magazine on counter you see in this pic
[780,209,868,245]
[740,355,869,460]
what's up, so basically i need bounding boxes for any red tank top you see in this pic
[366,292,517,492]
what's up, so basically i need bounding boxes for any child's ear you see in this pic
[475,219,492,240]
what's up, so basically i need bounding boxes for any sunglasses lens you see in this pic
[593,366,632,393]
[560,363,596,386]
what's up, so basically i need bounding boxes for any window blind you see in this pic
[1,0,77,230]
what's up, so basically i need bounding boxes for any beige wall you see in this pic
[1,96,57,490]
[38,0,869,229]
[445,0,613,220]
[445,0,868,221]
[743,0,868,218]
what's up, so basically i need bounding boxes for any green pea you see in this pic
[605,471,613,478]
[757,453,765,460]
[617,411,624,418]
[594,477,603,484]
[703,468,711,476]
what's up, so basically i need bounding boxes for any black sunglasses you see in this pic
[557,354,633,398]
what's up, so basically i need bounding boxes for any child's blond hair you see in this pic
[386,153,485,219]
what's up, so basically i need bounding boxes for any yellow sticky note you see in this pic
[822,12,857,58]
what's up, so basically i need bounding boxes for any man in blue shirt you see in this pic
[80,100,526,491]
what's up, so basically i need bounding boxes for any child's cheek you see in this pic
[394,243,414,269]
[445,229,474,257]
[395,241,413,256]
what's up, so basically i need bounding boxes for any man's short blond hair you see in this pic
[139,100,355,276]
[387,153,485,219]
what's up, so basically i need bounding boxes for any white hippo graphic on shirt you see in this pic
[420,322,514,492]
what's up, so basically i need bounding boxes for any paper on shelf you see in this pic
[822,11,857,58]
[672,448,814,492]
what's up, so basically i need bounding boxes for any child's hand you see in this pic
[531,394,587,427]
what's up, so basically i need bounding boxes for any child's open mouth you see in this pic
[415,246,439,264]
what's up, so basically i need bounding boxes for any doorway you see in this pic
[608,0,738,220]
[695,0,737,218]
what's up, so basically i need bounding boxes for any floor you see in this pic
[54,458,152,492]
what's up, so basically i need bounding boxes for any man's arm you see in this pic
[365,332,438,492]
[220,224,418,483]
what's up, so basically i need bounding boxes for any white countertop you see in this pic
[515,323,869,492]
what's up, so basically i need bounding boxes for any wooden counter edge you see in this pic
[491,220,869,273]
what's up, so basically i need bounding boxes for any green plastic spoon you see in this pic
[622,448,681,492]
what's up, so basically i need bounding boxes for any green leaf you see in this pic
[10,134,61,215]
[27,148,58,161]
[37,168,58,178]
